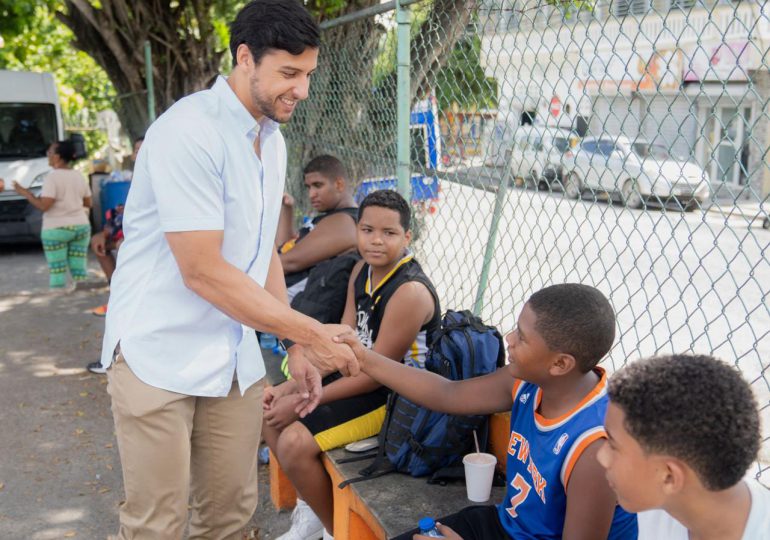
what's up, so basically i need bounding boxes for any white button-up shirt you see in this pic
[101,76,285,397]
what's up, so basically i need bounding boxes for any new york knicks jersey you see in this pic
[496,369,638,539]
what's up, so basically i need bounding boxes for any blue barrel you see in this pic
[100,180,131,216]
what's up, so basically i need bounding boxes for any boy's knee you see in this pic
[276,424,317,463]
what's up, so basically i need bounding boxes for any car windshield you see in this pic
[630,142,689,162]
[0,103,58,160]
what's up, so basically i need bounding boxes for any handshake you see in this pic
[281,324,366,418]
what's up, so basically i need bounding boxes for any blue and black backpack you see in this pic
[339,310,505,487]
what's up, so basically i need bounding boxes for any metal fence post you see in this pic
[474,178,509,316]
[144,40,156,123]
[396,0,411,199]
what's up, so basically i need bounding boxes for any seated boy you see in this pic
[338,283,638,540]
[265,189,441,540]
[276,155,358,302]
[598,353,769,540]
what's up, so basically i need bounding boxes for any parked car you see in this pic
[508,125,577,189]
[563,136,710,209]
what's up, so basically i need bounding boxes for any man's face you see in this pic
[357,206,411,269]
[304,172,341,212]
[246,47,318,123]
[597,402,668,513]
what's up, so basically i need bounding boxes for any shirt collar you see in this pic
[212,76,280,138]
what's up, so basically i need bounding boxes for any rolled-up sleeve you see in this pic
[147,116,225,232]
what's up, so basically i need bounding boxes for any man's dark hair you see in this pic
[304,155,348,183]
[527,283,615,372]
[230,0,320,67]
[358,190,411,232]
[609,354,760,491]
[54,140,77,163]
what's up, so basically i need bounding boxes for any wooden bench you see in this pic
[269,411,511,539]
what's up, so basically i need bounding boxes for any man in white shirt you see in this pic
[99,1,357,538]
[598,354,769,540]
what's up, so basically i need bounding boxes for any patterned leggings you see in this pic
[40,225,92,288]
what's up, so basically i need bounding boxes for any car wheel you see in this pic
[621,179,644,209]
[564,173,582,200]
[763,217,770,230]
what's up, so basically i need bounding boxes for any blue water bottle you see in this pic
[258,332,278,351]
[418,517,444,538]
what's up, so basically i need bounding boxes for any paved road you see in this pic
[0,247,292,538]
[0,243,104,297]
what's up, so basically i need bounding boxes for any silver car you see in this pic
[563,136,711,210]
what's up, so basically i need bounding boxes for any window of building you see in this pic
[613,0,652,17]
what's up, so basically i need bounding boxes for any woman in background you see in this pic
[12,140,91,288]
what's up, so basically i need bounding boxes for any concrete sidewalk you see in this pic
[0,288,291,539]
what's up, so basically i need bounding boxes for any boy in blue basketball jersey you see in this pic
[337,283,637,540]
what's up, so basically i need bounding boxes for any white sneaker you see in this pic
[276,499,324,540]
[322,529,333,540]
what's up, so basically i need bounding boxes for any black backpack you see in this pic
[339,310,505,487]
[290,252,360,324]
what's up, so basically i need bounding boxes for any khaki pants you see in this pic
[107,352,264,540]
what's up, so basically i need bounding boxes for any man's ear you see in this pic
[404,229,412,245]
[334,177,346,193]
[236,43,253,68]
[549,353,576,376]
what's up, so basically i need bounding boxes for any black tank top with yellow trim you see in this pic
[353,253,441,369]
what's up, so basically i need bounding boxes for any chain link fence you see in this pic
[283,0,770,482]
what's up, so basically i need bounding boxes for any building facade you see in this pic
[480,0,770,200]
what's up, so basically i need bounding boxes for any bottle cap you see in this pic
[418,517,436,531]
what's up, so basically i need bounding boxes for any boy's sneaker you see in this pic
[87,361,107,374]
[276,499,323,540]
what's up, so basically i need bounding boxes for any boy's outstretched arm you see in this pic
[336,330,515,416]
[562,440,617,540]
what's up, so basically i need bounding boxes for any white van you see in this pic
[0,70,65,242]
[509,125,577,189]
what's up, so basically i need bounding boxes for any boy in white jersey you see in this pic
[598,353,769,540]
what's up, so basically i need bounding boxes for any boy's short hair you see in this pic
[303,155,348,182]
[358,190,411,232]
[230,0,320,67]
[608,354,760,491]
[527,283,615,372]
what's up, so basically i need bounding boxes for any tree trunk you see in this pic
[57,0,222,141]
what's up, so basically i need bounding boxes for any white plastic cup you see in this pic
[463,452,497,502]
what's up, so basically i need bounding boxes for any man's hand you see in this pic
[264,393,304,430]
[286,346,322,417]
[304,323,359,377]
[91,232,107,256]
[333,327,368,369]
[413,522,463,540]
[282,192,295,207]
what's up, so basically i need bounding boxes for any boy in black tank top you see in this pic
[263,190,440,539]
[276,155,358,301]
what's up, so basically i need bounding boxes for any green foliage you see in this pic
[0,3,112,155]
[434,34,497,111]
